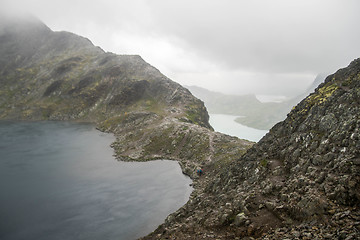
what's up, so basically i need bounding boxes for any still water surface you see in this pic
[209,114,268,142]
[0,121,192,240]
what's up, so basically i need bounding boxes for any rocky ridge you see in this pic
[143,59,360,239]
[2,15,359,240]
[0,16,253,174]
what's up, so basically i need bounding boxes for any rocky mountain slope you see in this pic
[0,15,208,127]
[144,59,360,239]
[0,15,253,172]
[2,15,359,240]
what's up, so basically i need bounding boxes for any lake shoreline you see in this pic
[0,117,253,240]
[0,121,194,240]
[209,113,268,142]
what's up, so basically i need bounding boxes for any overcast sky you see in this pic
[1,0,360,99]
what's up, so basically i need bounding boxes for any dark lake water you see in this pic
[0,121,192,240]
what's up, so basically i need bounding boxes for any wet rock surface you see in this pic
[142,59,360,239]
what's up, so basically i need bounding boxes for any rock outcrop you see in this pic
[144,59,360,239]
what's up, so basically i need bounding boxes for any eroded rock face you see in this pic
[144,59,360,239]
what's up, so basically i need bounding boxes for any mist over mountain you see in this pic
[0,14,251,178]
[187,74,327,130]
[1,13,359,240]
[0,15,207,125]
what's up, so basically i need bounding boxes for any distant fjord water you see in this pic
[0,121,192,240]
[209,114,268,142]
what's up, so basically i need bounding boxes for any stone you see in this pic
[219,214,229,225]
[234,212,247,226]
[292,230,301,238]
[265,201,276,211]
[319,113,337,132]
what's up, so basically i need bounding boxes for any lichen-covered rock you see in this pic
[144,59,360,239]
[234,212,248,226]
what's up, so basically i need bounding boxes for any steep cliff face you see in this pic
[146,59,360,239]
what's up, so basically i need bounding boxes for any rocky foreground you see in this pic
[1,16,359,240]
[142,59,360,239]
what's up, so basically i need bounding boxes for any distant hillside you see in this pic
[186,85,263,116]
[187,76,326,130]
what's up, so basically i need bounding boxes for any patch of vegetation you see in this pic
[183,103,208,127]
[342,77,352,87]
[306,83,338,106]
[109,80,149,106]
[133,98,165,115]
[288,83,338,123]
[99,114,128,131]
[144,125,176,156]
[260,159,268,168]
[43,80,64,96]
[52,61,77,76]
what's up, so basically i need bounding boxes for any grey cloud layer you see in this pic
[1,0,360,96]
[150,0,360,73]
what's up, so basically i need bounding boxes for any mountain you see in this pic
[145,59,360,239]
[186,85,264,116]
[186,85,292,130]
[187,75,327,130]
[3,15,359,240]
[0,15,253,178]
[0,15,208,126]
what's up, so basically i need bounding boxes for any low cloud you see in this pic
[1,0,360,97]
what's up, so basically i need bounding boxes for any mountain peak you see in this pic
[0,12,50,34]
